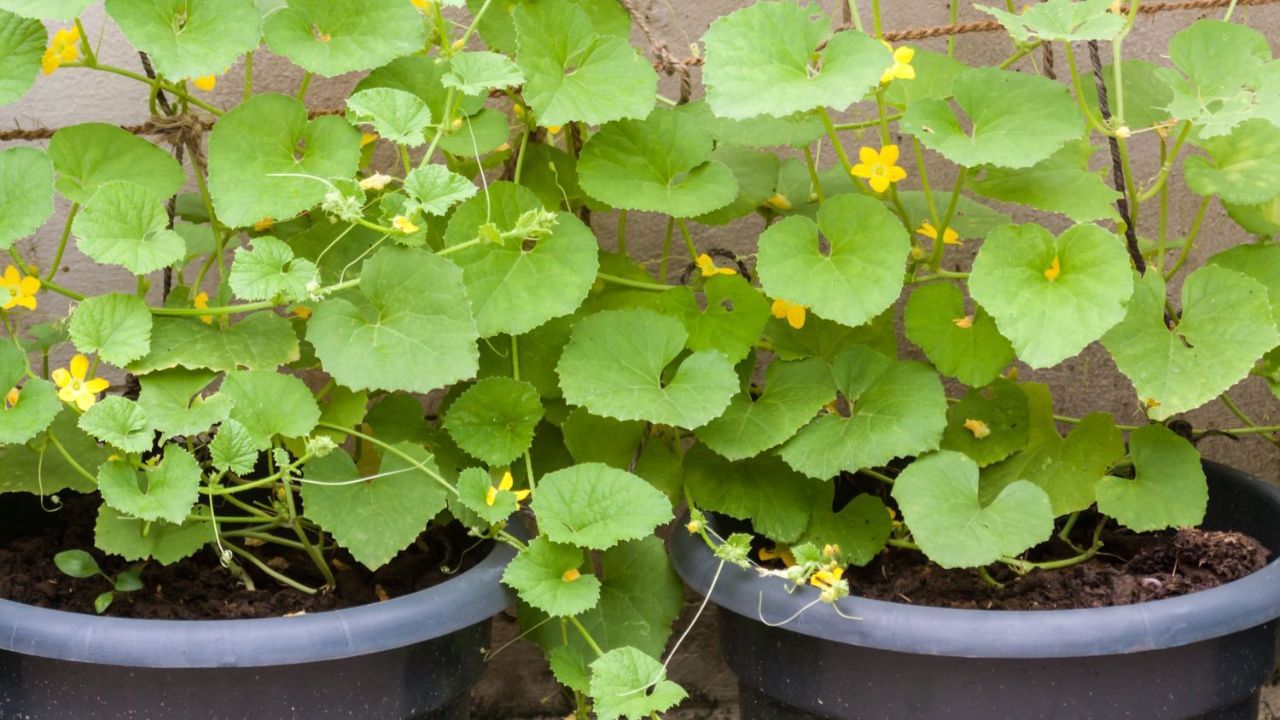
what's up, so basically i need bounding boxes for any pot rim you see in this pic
[0,534,516,668]
[670,461,1280,659]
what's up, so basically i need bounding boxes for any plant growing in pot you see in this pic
[0,0,696,718]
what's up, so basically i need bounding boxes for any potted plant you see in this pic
[0,0,689,717]
[658,1,1280,719]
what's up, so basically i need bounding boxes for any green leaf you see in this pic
[0,10,41,105]
[503,536,600,617]
[1161,20,1280,138]
[577,109,738,217]
[402,164,477,217]
[443,51,524,95]
[1185,119,1280,206]
[457,467,520,525]
[1102,267,1278,420]
[1083,60,1174,132]
[1208,244,1280,326]
[800,490,892,566]
[49,124,185,204]
[0,147,53,249]
[701,2,888,119]
[556,309,738,429]
[757,194,909,330]
[345,88,433,147]
[68,293,154,366]
[263,0,427,76]
[532,463,672,550]
[98,446,201,524]
[469,0,630,55]
[301,443,449,569]
[221,370,320,449]
[657,275,770,363]
[72,181,186,275]
[513,0,656,127]
[54,549,101,578]
[969,222,1133,368]
[207,93,361,228]
[684,445,821,544]
[882,48,967,109]
[940,378,1029,467]
[78,396,152,453]
[438,107,510,157]
[971,140,1121,223]
[95,506,212,564]
[978,0,1124,43]
[675,100,825,149]
[1225,196,1280,237]
[442,182,598,337]
[892,451,1054,569]
[104,0,261,80]
[903,283,1013,387]
[780,346,947,480]
[589,647,686,720]
[354,55,487,132]
[309,246,479,393]
[897,191,1013,243]
[561,408,645,468]
[128,312,300,374]
[0,377,59,445]
[1096,424,1207,532]
[228,236,317,303]
[0,0,91,19]
[693,146,783,225]
[0,409,103,494]
[901,67,1083,169]
[443,378,543,466]
[695,357,834,461]
[208,419,258,475]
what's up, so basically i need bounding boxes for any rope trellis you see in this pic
[1,0,1276,143]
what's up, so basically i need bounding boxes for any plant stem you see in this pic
[676,219,698,261]
[225,543,320,595]
[658,217,675,284]
[296,71,312,102]
[1164,195,1211,280]
[817,107,854,177]
[597,273,670,292]
[847,0,864,32]
[47,431,97,486]
[928,168,967,270]
[318,422,457,495]
[832,114,902,132]
[43,204,79,283]
[803,145,825,204]
[66,62,222,115]
[569,616,605,658]
[869,0,882,37]
[459,0,495,47]
[1001,520,1106,574]
[243,51,254,102]
[1137,123,1190,202]
[1061,44,1111,136]
[912,139,939,227]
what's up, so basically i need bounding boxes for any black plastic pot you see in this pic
[0,532,515,719]
[671,462,1280,720]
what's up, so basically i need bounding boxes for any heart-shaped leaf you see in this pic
[780,346,947,480]
[443,378,543,466]
[309,246,479,393]
[901,67,1083,169]
[49,124,185,204]
[345,88,433,147]
[503,536,601,617]
[657,274,770,363]
[701,1,888,119]
[969,222,1133,368]
[532,463,672,550]
[95,507,212,564]
[104,0,261,80]
[68,293,153,367]
[941,378,1029,467]
[0,345,59,444]
[0,410,104,495]
[263,0,426,77]
[757,193,909,330]
[513,0,656,127]
[589,648,686,720]
[78,396,153,454]
[684,444,822,544]
[0,10,42,106]
[98,445,201,524]
[0,147,53,249]
[72,181,186,275]
[1185,119,1280,206]
[800,490,892,566]
[978,0,1124,43]
[207,93,361,228]
[578,109,738,217]
[128,313,299,374]
[221,370,321,449]
[1208,244,1280,325]
[556,309,738,429]
[1102,267,1278,420]
[228,236,317,303]
[892,450,1054,569]
[971,140,1121,222]
[903,282,1013,387]
[1161,20,1280,138]
[443,51,524,95]
[468,0,630,55]
[882,48,968,108]
[135,369,230,441]
[0,0,91,19]
[695,357,835,461]
[1096,424,1207,532]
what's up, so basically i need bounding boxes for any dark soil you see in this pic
[0,493,488,620]
[841,523,1269,610]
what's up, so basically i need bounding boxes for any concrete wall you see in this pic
[5,2,1280,717]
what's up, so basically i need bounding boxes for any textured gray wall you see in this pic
[4,2,1280,717]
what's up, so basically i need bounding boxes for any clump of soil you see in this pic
[843,523,1269,610]
[0,493,488,620]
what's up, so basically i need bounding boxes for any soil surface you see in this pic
[0,493,488,620]
[839,522,1270,610]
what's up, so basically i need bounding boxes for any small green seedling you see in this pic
[54,550,144,615]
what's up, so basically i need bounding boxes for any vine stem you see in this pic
[1164,195,1211,280]
[43,204,79,283]
[927,168,967,271]
[64,62,222,115]
[569,616,605,658]
[317,422,458,495]
[1000,520,1106,574]
[676,219,699,261]
[817,107,855,176]
[225,543,320,595]
[597,273,670,292]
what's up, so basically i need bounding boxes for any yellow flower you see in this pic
[809,565,843,591]
[451,38,466,52]
[292,305,312,320]
[193,292,213,325]
[1044,256,1062,282]
[880,42,916,85]
[253,217,275,232]
[4,387,19,409]
[411,0,434,11]
[696,253,736,278]
[546,125,562,135]
[495,142,511,153]
[193,75,217,92]
[764,193,792,211]
[562,568,582,583]
[392,215,420,234]
[359,173,394,191]
[685,519,702,534]
[851,144,908,193]
[822,544,840,559]
[512,103,525,118]
[952,315,975,329]
[42,26,81,75]
[1,265,40,311]
[360,132,379,148]
[917,221,960,246]
[52,354,109,412]
[963,418,991,439]
[484,470,531,507]
[758,544,796,567]
[770,298,808,330]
